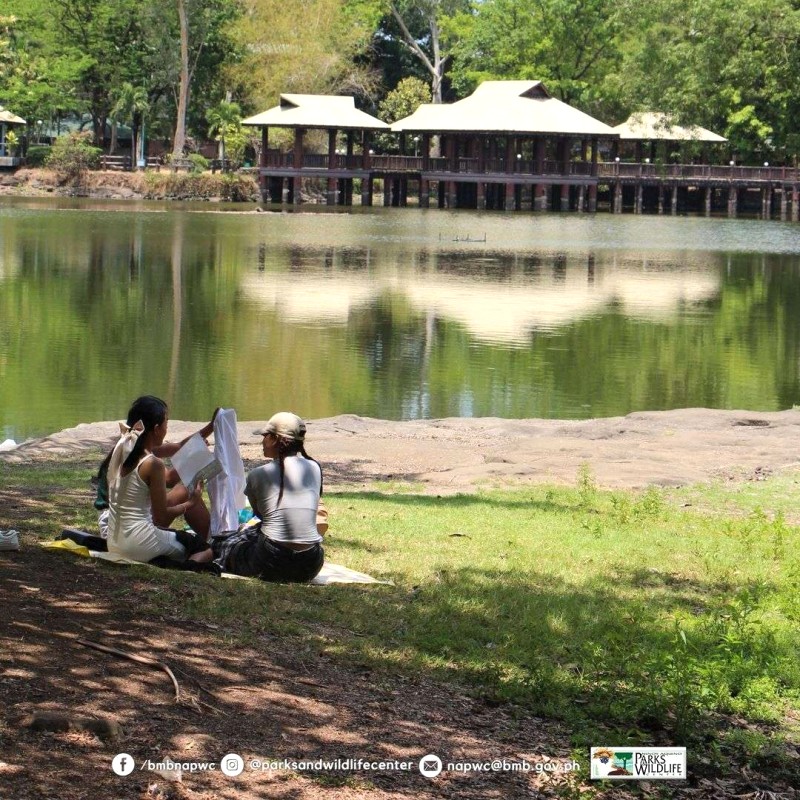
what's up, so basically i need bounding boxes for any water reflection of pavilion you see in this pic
[240,254,720,345]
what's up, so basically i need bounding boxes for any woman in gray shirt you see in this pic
[213,412,325,581]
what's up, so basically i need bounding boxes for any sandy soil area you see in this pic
[5,408,800,491]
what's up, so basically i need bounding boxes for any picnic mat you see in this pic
[40,539,391,585]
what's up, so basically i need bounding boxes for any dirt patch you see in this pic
[5,408,800,491]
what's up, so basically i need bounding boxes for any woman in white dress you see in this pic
[106,396,212,564]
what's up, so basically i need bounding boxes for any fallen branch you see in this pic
[76,638,181,702]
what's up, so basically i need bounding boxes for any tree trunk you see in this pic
[132,113,141,171]
[172,0,190,159]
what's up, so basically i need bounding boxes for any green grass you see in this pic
[3,458,800,781]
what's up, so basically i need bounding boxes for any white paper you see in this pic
[171,433,222,492]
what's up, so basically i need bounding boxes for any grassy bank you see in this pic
[1,167,260,201]
[3,457,799,786]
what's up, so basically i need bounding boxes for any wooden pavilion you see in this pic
[244,82,618,210]
[243,86,800,219]
[242,94,390,205]
[611,111,727,162]
[391,80,618,211]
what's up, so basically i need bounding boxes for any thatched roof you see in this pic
[242,94,389,131]
[391,81,616,137]
[0,107,26,125]
[613,112,726,142]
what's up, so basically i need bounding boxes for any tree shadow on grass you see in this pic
[316,563,797,775]
[331,490,579,515]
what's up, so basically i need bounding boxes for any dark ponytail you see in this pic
[274,439,323,506]
[122,395,168,471]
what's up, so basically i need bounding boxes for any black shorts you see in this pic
[218,531,323,583]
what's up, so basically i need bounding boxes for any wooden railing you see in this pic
[99,155,163,171]
[597,162,799,181]
[259,153,800,182]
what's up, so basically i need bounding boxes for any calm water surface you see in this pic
[2,197,800,441]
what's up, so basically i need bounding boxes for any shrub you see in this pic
[46,133,101,183]
[187,153,209,174]
[25,146,51,167]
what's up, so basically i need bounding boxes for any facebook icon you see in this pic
[112,753,135,776]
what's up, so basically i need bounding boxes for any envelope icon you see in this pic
[423,760,438,771]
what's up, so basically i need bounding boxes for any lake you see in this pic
[2,197,800,441]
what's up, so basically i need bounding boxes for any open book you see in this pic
[170,434,223,493]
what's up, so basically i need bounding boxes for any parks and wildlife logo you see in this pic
[591,747,686,780]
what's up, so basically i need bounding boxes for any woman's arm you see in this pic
[140,457,201,527]
[152,408,221,458]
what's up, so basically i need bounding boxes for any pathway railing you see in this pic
[597,162,799,181]
[259,152,800,182]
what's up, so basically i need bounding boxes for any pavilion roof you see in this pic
[242,94,389,131]
[0,107,26,125]
[391,81,616,137]
[613,112,727,142]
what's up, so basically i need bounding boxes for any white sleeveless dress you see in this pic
[106,454,186,562]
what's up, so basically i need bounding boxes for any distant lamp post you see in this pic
[37,120,43,144]
[413,135,420,156]
[368,149,374,155]
[764,161,769,167]
[730,160,735,166]
[614,156,620,162]
[645,157,650,163]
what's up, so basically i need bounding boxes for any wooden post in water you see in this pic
[361,176,373,207]
[671,185,678,215]
[420,179,430,208]
[704,186,712,216]
[635,182,644,214]
[792,186,800,222]
[588,183,597,213]
[534,184,548,211]
[780,188,788,221]
[728,187,738,218]
[577,184,585,213]
[658,185,664,214]
[612,181,622,213]
[560,183,570,211]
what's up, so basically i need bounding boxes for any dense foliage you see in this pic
[2,0,800,161]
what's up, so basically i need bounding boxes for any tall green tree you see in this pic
[229,0,381,110]
[378,0,470,103]
[206,99,240,164]
[448,0,623,108]
[608,0,800,161]
[111,82,149,165]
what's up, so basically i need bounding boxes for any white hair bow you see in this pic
[106,420,145,494]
